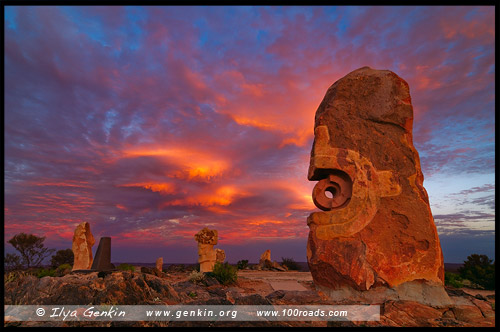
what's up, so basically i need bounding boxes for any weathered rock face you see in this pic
[72,222,95,271]
[156,257,163,272]
[194,227,218,272]
[307,67,448,306]
[215,249,226,263]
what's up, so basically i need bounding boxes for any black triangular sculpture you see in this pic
[91,237,115,271]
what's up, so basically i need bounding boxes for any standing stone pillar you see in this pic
[156,257,163,272]
[307,67,450,306]
[259,249,271,265]
[194,227,218,272]
[72,222,95,271]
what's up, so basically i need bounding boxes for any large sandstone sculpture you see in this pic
[194,227,218,272]
[72,222,95,271]
[307,66,450,306]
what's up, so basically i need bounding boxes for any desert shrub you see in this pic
[237,260,249,270]
[5,270,29,283]
[444,272,464,288]
[54,263,72,276]
[36,267,56,278]
[50,249,74,268]
[212,262,237,285]
[5,253,23,271]
[458,254,495,290]
[281,257,301,271]
[189,270,205,283]
[7,233,55,268]
[117,263,136,272]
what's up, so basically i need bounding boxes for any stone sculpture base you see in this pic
[316,280,452,308]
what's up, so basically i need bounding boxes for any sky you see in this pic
[4,6,495,264]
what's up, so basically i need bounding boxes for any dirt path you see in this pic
[237,271,314,292]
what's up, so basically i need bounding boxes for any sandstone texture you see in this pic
[194,227,218,272]
[307,67,447,306]
[72,222,95,271]
[194,227,218,245]
[156,257,163,272]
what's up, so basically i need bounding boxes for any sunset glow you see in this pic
[4,6,494,264]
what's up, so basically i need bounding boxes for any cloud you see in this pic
[4,6,494,263]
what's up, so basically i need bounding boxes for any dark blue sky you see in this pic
[4,6,495,264]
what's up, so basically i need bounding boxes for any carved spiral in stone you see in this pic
[312,172,353,211]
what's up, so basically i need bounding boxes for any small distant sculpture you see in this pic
[156,257,163,272]
[259,249,271,265]
[90,237,115,271]
[258,249,287,271]
[306,67,450,306]
[215,249,226,263]
[72,222,95,271]
[194,227,218,272]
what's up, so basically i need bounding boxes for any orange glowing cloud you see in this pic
[162,185,247,208]
[230,114,277,131]
[120,182,176,195]
[122,146,230,181]
[248,219,284,226]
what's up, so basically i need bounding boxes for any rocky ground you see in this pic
[4,269,495,327]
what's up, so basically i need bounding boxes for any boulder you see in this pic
[452,305,485,324]
[72,222,95,271]
[307,66,449,306]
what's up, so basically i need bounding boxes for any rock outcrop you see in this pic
[4,270,494,327]
[4,271,179,306]
[194,227,218,272]
[307,67,449,306]
[72,222,95,271]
